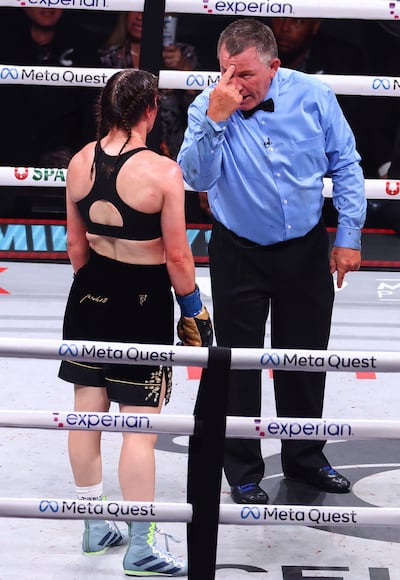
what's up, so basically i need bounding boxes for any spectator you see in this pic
[269,17,364,74]
[99,11,199,160]
[0,7,99,167]
[363,20,400,179]
[356,20,400,232]
[172,13,237,71]
[388,127,400,179]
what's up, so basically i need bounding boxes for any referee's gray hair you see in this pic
[217,18,278,65]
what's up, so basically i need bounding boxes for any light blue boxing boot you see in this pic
[123,521,187,576]
[82,519,127,555]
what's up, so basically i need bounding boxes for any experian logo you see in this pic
[388,0,400,19]
[18,0,108,8]
[202,0,294,15]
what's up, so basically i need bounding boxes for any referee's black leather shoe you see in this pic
[231,483,269,504]
[285,466,351,493]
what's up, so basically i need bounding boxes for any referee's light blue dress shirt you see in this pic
[177,67,366,250]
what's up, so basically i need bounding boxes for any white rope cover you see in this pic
[0,0,398,19]
[0,410,196,435]
[220,504,400,526]
[0,337,394,372]
[1,410,400,440]
[1,66,399,98]
[0,498,192,522]
[1,167,398,200]
[0,498,399,527]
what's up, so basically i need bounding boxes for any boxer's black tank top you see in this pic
[77,146,162,240]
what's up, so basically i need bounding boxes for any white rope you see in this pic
[0,410,195,435]
[2,410,400,440]
[0,337,395,372]
[1,167,398,200]
[219,504,400,527]
[0,65,118,88]
[322,178,400,200]
[0,0,397,19]
[227,416,400,440]
[0,498,192,522]
[0,166,67,187]
[1,497,399,526]
[0,337,208,367]
[1,66,400,98]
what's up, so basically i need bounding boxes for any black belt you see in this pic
[212,217,324,250]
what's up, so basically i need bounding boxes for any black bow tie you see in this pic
[242,98,274,119]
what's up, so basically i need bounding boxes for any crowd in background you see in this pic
[0,8,399,225]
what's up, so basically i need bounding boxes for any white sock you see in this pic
[76,482,104,501]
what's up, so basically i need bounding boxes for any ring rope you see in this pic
[1,168,398,200]
[0,0,398,19]
[0,498,399,527]
[0,337,392,372]
[1,410,400,440]
[0,498,192,522]
[1,66,399,98]
[0,2,397,576]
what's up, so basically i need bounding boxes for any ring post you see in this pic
[187,346,232,579]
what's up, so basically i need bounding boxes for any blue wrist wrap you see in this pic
[176,285,202,317]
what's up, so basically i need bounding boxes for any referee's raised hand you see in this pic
[207,65,242,122]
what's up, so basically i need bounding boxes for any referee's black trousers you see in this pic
[208,218,335,486]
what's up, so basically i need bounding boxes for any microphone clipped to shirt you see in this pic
[242,98,274,119]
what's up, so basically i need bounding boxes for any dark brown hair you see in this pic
[91,69,159,175]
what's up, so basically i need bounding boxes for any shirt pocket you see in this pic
[289,134,326,181]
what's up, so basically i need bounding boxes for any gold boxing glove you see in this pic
[177,304,213,347]
[175,285,213,347]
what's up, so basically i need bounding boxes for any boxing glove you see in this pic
[176,285,213,347]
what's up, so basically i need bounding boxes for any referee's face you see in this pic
[219,45,280,111]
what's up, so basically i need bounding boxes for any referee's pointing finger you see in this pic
[219,65,235,85]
